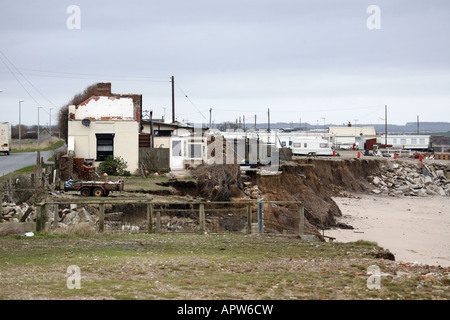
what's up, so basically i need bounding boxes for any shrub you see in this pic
[98,155,129,176]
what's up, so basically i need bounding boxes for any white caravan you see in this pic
[291,138,333,156]
[0,122,11,155]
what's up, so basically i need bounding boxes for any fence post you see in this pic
[0,187,3,221]
[156,211,161,233]
[36,203,46,232]
[246,204,252,234]
[147,202,154,233]
[257,200,264,234]
[98,202,105,233]
[35,205,42,232]
[298,202,304,237]
[199,204,206,233]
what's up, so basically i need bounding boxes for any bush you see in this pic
[98,156,129,176]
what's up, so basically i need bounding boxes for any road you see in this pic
[0,150,54,176]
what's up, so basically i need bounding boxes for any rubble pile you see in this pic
[368,161,450,197]
[1,202,99,230]
[1,202,33,223]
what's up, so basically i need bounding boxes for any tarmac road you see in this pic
[0,150,54,176]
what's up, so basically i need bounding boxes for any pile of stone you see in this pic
[56,205,98,229]
[1,202,99,230]
[368,161,450,197]
[1,202,35,223]
[243,182,262,199]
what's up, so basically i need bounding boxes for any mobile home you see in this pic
[291,138,333,156]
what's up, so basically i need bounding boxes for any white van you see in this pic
[291,138,333,156]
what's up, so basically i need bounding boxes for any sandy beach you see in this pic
[327,194,450,267]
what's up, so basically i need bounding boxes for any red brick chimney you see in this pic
[97,83,112,96]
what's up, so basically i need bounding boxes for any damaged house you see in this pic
[67,83,142,174]
[140,119,208,170]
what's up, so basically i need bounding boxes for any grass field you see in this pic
[0,233,448,300]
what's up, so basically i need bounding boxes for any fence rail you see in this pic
[34,200,305,236]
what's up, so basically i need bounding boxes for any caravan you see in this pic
[291,138,333,156]
[0,122,11,155]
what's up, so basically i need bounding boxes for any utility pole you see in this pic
[209,108,212,129]
[267,108,271,132]
[417,115,419,134]
[49,107,53,144]
[254,114,257,130]
[19,99,24,150]
[171,76,175,123]
[385,105,388,145]
[243,115,246,131]
[37,106,42,146]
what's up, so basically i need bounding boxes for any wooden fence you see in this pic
[34,200,305,236]
[139,148,170,172]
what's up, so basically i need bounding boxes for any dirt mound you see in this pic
[165,159,384,234]
[251,159,383,233]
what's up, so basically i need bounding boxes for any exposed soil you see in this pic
[162,158,385,234]
[251,159,383,233]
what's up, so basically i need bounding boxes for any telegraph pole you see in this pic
[385,105,388,145]
[267,108,271,132]
[417,115,419,134]
[209,108,212,128]
[171,76,175,123]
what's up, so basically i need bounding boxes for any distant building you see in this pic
[430,136,450,153]
[328,126,377,149]
[378,134,431,150]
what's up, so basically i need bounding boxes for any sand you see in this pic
[327,194,450,267]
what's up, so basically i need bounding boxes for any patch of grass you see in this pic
[10,140,65,154]
[0,233,448,300]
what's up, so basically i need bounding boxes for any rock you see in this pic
[371,189,382,194]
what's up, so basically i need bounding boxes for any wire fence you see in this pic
[29,200,305,236]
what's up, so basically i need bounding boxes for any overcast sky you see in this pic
[1,0,449,127]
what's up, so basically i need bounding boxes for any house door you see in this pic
[170,138,184,169]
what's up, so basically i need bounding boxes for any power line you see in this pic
[0,51,44,109]
[0,66,171,82]
[174,81,207,120]
[0,52,58,112]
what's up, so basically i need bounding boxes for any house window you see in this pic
[172,140,182,157]
[411,138,417,144]
[393,138,397,144]
[96,133,114,161]
[155,130,172,137]
[419,138,425,144]
[400,139,407,145]
[187,140,202,159]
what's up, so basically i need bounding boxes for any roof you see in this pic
[328,126,376,136]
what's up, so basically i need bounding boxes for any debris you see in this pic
[368,162,449,197]
[22,232,34,237]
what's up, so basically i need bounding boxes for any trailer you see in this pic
[64,179,125,197]
[0,122,11,155]
[291,138,334,156]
